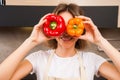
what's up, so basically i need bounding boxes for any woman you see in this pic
[0,3,120,80]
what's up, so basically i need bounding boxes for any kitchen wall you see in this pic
[0,27,49,63]
[0,27,120,63]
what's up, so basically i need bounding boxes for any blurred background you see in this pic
[0,0,120,80]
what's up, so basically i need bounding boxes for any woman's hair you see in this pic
[48,3,88,50]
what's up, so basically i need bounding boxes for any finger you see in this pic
[83,20,98,30]
[79,35,86,40]
[34,19,47,30]
[76,15,92,22]
[38,13,51,23]
[35,13,52,29]
[75,16,95,28]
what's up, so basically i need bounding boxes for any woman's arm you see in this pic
[0,38,36,80]
[97,38,120,72]
[0,14,49,80]
[10,60,33,80]
[98,61,120,80]
[78,16,120,78]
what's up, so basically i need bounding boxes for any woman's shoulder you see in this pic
[26,49,54,59]
[77,51,106,60]
[78,51,106,69]
[78,51,97,56]
[83,51,98,56]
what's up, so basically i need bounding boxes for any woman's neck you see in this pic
[55,47,77,58]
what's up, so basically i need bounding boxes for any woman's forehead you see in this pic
[59,11,73,20]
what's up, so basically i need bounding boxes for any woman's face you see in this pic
[55,11,78,49]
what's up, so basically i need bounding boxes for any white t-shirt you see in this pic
[26,49,106,80]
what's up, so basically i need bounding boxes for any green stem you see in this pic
[73,24,78,29]
[50,22,57,30]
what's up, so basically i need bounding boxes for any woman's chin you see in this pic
[60,39,76,49]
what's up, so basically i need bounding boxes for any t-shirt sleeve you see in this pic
[83,52,107,78]
[25,50,49,75]
[92,53,107,77]
[25,52,38,74]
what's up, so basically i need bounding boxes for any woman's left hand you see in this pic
[77,16,104,45]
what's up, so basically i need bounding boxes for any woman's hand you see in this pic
[28,13,53,45]
[78,16,104,45]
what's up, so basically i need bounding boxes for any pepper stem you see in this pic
[50,22,57,30]
[73,24,78,29]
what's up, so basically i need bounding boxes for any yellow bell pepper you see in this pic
[67,18,84,37]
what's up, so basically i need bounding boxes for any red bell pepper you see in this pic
[43,14,66,36]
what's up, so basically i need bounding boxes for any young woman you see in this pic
[0,3,120,80]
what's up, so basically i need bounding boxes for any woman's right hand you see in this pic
[28,14,53,45]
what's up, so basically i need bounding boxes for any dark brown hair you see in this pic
[48,3,87,50]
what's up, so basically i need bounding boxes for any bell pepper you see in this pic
[67,18,84,37]
[43,14,66,36]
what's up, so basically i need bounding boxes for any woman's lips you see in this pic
[60,35,73,41]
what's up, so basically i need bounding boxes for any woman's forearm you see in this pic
[97,38,120,72]
[0,38,37,80]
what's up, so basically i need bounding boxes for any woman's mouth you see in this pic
[60,35,73,41]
